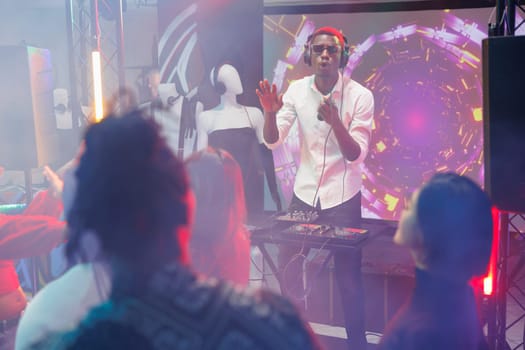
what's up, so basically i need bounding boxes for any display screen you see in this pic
[263,8,492,220]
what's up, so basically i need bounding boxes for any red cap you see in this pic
[311,26,345,48]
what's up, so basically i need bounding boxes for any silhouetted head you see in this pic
[106,87,138,117]
[184,147,249,284]
[65,110,192,271]
[147,68,161,99]
[395,172,493,281]
[185,147,246,243]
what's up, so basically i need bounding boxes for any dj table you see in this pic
[248,213,390,294]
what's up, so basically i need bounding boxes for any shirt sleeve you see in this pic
[0,214,66,260]
[348,87,374,164]
[23,190,64,218]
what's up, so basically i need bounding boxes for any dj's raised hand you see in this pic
[256,79,283,114]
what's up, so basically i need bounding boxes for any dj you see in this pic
[256,26,374,349]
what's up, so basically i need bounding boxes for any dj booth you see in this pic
[249,212,373,294]
[247,212,411,335]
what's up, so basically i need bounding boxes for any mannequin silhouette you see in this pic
[197,64,264,149]
[196,64,281,215]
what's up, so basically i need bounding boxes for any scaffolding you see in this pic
[65,0,125,135]
[17,0,127,296]
[487,1,525,349]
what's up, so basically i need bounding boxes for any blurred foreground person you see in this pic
[105,87,139,117]
[16,157,111,350]
[185,147,251,285]
[379,172,492,350]
[33,110,322,350]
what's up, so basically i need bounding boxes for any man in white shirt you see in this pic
[257,26,374,349]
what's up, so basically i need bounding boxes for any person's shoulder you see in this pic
[244,105,264,122]
[196,108,216,130]
[218,284,320,349]
[288,75,312,89]
[27,304,129,349]
[17,267,103,350]
[48,263,102,294]
[281,76,313,103]
[346,78,372,95]
[19,263,105,328]
[244,105,263,114]
[28,317,152,350]
[23,264,88,313]
[345,79,374,109]
[25,330,73,350]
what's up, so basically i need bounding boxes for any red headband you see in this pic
[311,26,346,48]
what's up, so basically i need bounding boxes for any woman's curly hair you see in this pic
[65,110,190,269]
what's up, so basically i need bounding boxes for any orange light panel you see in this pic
[92,51,104,121]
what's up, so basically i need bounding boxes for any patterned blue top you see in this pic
[34,262,322,350]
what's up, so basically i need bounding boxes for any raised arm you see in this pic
[0,214,66,260]
[256,80,283,144]
[318,89,374,162]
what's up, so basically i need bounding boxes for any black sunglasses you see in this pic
[311,44,340,55]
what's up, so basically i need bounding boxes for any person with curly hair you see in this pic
[30,109,322,350]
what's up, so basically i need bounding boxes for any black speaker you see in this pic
[482,36,525,213]
[0,46,59,170]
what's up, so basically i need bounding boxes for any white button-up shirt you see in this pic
[266,73,374,209]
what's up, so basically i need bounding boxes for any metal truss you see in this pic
[489,213,525,350]
[490,0,525,36]
[503,214,525,350]
[65,0,125,134]
[18,0,127,296]
[133,0,157,7]
[486,1,525,349]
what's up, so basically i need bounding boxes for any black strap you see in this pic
[178,96,198,158]
[243,106,282,211]
[259,144,282,212]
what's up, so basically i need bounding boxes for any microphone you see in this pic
[318,93,333,121]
